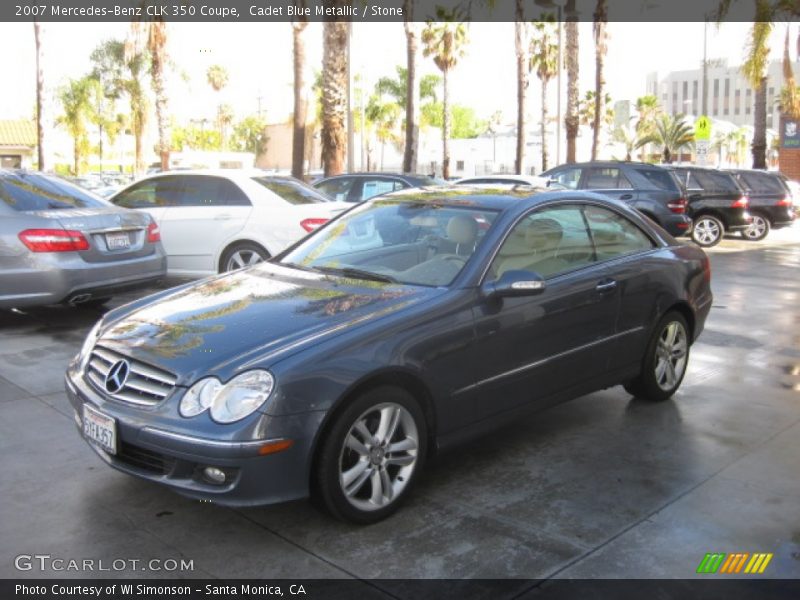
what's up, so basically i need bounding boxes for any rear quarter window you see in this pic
[634,168,680,192]
[0,173,107,211]
[254,177,330,205]
[738,172,788,194]
[688,170,741,192]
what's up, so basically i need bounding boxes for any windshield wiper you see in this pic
[315,266,398,284]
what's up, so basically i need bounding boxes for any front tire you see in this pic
[314,386,427,524]
[741,214,770,241]
[624,311,690,402]
[691,215,724,247]
[220,242,269,273]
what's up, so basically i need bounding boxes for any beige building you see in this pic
[0,120,36,168]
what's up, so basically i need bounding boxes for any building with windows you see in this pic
[646,59,798,129]
[0,119,36,169]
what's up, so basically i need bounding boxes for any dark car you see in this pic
[727,169,796,241]
[66,188,711,524]
[0,170,166,309]
[313,172,442,203]
[669,166,752,247]
[541,161,692,237]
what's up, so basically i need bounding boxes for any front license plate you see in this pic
[83,404,117,455]
[106,232,131,250]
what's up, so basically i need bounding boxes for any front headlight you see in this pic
[78,321,103,372]
[179,370,275,424]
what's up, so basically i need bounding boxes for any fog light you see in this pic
[203,466,226,485]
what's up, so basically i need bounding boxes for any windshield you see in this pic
[279,200,499,287]
[0,172,108,211]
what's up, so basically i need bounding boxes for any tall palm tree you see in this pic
[57,77,99,176]
[291,4,308,179]
[207,64,230,150]
[403,0,420,173]
[422,9,468,179]
[591,0,608,160]
[647,113,694,164]
[741,1,773,168]
[33,22,47,171]
[321,11,349,176]
[530,18,558,172]
[130,10,171,171]
[611,122,650,161]
[635,94,662,160]
[564,0,579,163]
[780,24,800,118]
[514,0,530,174]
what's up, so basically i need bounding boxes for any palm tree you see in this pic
[321,12,349,176]
[375,67,440,114]
[129,10,171,171]
[33,22,47,171]
[740,1,773,168]
[207,64,230,150]
[365,93,402,171]
[591,0,608,160]
[422,9,468,179]
[291,4,308,179]
[647,114,694,164]
[634,94,661,160]
[530,18,559,172]
[58,77,99,176]
[780,25,800,118]
[579,90,614,131]
[564,0,579,163]
[514,0,530,174]
[218,103,235,150]
[403,0,420,173]
[611,122,650,162]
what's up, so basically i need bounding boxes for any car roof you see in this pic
[315,172,433,181]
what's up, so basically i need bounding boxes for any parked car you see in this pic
[109,170,350,276]
[67,187,711,523]
[727,169,796,241]
[668,166,752,247]
[455,174,552,187]
[541,161,692,237]
[0,170,166,309]
[313,172,442,203]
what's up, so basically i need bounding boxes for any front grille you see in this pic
[85,345,177,406]
[116,441,176,475]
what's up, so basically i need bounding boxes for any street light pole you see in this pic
[702,20,708,116]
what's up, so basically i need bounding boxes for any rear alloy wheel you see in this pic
[624,311,690,401]
[741,214,770,242]
[314,386,426,524]
[691,215,724,247]
[220,242,269,272]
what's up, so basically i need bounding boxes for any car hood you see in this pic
[97,263,442,384]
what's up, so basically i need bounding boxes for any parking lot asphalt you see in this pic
[1,226,799,590]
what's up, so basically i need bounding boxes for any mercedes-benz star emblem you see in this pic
[105,360,130,394]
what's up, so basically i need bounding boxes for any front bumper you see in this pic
[65,366,323,506]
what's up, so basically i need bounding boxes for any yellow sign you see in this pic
[695,116,712,141]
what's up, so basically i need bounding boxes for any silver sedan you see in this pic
[0,170,167,309]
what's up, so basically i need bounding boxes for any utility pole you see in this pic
[347,21,355,173]
[701,20,708,116]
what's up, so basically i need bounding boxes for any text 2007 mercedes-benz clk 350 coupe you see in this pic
[66,186,712,523]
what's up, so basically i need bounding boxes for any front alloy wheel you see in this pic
[741,214,770,241]
[624,311,690,401]
[314,387,426,524]
[691,216,724,247]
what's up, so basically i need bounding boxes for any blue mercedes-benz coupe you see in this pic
[66,186,712,523]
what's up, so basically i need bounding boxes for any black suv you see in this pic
[669,166,752,247]
[313,173,442,203]
[541,161,692,237]
[727,169,796,241]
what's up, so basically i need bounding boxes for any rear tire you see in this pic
[313,386,427,524]
[741,214,770,241]
[624,311,690,402]
[691,215,724,247]
[220,242,269,273]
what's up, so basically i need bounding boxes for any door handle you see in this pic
[596,279,618,293]
[619,194,633,200]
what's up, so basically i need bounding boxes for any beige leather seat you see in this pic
[494,218,569,278]
[445,215,479,255]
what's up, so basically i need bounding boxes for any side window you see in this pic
[491,206,595,280]
[584,167,631,189]
[360,178,405,201]
[113,177,182,208]
[316,178,355,202]
[583,206,654,261]
[686,171,704,190]
[549,168,582,190]
[177,176,249,207]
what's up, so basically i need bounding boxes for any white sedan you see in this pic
[110,170,350,276]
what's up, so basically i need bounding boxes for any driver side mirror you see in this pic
[483,270,547,299]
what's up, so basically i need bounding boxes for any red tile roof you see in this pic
[0,120,36,147]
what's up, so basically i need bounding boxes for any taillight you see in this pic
[301,218,328,232]
[668,198,687,214]
[777,197,793,207]
[18,229,89,252]
[146,221,161,243]
[731,195,749,209]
